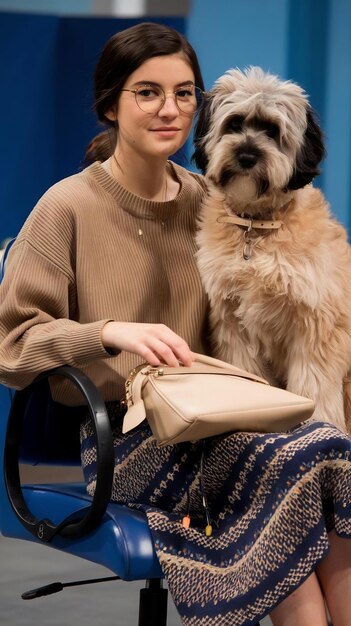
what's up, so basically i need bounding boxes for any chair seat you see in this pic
[0,482,162,581]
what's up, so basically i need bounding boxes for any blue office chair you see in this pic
[0,366,171,624]
[0,240,261,626]
[0,239,167,624]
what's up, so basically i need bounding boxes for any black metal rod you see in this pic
[22,575,121,600]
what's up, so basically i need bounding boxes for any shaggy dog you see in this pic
[193,67,351,433]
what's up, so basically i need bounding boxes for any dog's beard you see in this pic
[208,159,275,204]
[223,173,264,203]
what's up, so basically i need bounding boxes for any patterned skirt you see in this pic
[81,404,351,626]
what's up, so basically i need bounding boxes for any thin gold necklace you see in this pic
[110,156,168,202]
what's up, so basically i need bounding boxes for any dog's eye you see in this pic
[226,115,244,133]
[264,123,279,139]
[250,117,280,140]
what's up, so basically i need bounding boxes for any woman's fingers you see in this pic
[101,321,193,366]
[148,326,193,366]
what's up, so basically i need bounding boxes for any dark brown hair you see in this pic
[83,22,204,165]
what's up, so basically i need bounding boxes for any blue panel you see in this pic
[287,0,330,190]
[0,12,59,239]
[0,0,94,12]
[287,0,330,117]
[187,0,290,91]
[322,0,351,233]
[0,387,11,425]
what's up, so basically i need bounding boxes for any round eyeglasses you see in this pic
[120,84,204,115]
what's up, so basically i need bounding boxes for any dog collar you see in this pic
[216,201,291,260]
[217,199,292,231]
[217,214,282,260]
[217,214,283,230]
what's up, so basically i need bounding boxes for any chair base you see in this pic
[139,579,168,626]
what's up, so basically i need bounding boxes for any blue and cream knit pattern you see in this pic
[81,408,351,626]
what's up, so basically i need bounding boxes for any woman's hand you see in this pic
[101,321,194,367]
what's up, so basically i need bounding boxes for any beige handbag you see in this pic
[122,353,315,446]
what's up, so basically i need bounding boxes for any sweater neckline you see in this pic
[86,160,189,221]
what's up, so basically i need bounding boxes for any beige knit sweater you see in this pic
[0,160,209,404]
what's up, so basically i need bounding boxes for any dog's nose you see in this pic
[237,151,259,169]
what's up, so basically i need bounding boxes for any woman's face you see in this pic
[107,54,197,161]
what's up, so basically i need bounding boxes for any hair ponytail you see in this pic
[82,130,116,167]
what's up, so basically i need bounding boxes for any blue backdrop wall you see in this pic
[0,0,350,239]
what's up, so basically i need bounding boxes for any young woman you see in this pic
[0,22,350,626]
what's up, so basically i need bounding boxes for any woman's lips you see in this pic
[150,128,180,138]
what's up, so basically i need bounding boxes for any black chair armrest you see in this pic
[4,366,114,542]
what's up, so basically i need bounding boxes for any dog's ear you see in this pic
[286,106,326,190]
[192,93,214,173]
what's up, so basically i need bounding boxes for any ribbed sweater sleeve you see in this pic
[0,188,112,389]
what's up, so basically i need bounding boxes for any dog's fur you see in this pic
[194,67,351,433]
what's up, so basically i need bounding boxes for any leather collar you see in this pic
[217,200,292,231]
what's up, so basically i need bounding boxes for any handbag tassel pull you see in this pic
[182,514,191,529]
[205,524,213,537]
